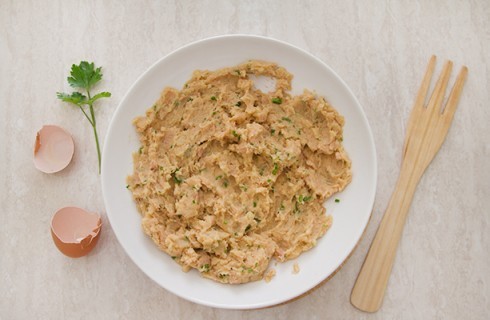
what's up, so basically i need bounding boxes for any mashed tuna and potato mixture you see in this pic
[127,61,352,284]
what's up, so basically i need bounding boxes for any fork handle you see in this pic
[351,166,420,312]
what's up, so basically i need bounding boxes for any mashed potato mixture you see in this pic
[127,61,352,284]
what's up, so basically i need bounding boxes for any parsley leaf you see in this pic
[88,91,111,105]
[56,92,87,105]
[67,61,103,90]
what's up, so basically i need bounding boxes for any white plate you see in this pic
[101,35,377,309]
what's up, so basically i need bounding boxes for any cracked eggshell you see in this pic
[51,207,102,258]
[34,125,74,173]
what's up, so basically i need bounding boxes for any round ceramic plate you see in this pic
[101,35,377,309]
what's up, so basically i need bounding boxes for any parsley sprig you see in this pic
[57,61,111,173]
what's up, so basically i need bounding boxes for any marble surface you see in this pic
[1,1,489,319]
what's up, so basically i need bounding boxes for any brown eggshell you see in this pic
[34,125,74,173]
[51,207,102,258]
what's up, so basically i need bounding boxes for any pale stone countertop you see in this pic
[1,1,489,319]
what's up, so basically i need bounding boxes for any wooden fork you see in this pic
[350,56,468,312]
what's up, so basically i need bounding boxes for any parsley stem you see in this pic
[87,90,102,174]
[77,104,94,126]
[90,105,102,174]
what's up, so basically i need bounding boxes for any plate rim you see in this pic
[101,34,378,309]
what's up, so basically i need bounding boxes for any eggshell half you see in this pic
[34,125,74,173]
[51,207,102,258]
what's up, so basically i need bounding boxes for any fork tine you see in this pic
[443,66,468,120]
[427,60,453,112]
[415,55,437,109]
[403,56,437,156]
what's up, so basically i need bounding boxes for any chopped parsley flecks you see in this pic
[272,97,282,104]
[171,169,183,184]
[201,264,210,272]
[232,130,241,141]
[241,265,254,274]
[297,194,312,204]
[294,202,300,214]
[272,163,279,175]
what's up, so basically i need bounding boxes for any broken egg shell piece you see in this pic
[51,207,102,258]
[34,125,74,173]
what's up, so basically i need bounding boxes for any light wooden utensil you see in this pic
[350,56,468,312]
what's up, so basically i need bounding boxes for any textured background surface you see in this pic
[1,0,489,319]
